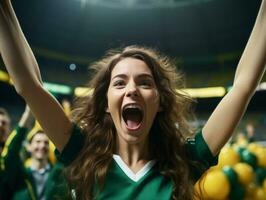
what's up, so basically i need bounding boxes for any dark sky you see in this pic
[12,0,261,63]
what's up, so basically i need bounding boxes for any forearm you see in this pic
[234,0,266,93]
[202,0,266,155]
[0,1,81,151]
[0,1,42,95]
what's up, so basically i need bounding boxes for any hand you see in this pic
[18,105,34,128]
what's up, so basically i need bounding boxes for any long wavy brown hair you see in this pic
[67,45,196,200]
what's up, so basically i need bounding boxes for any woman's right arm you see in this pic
[0,0,72,151]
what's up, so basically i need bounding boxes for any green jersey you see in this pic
[55,125,218,199]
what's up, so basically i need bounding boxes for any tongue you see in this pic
[126,113,142,129]
[127,120,140,129]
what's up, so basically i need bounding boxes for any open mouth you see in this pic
[122,104,143,130]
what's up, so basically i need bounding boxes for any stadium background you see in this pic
[0,0,265,140]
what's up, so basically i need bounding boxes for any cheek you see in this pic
[149,91,161,112]
[154,91,160,103]
[148,90,160,105]
[107,89,124,111]
[44,146,50,152]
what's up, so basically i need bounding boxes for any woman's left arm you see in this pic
[203,0,266,156]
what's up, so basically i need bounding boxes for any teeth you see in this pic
[123,104,142,110]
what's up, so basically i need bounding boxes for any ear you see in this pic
[106,106,110,113]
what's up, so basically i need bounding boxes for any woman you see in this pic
[0,0,265,199]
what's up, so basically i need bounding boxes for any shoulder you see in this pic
[185,130,219,181]
[55,123,85,166]
[186,130,216,160]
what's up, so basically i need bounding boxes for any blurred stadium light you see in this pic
[43,83,72,95]
[75,87,93,97]
[1,69,265,98]
[183,87,226,98]
[73,86,227,98]
[76,0,215,9]
[0,71,9,83]
[258,82,266,91]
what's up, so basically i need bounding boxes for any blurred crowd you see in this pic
[0,101,71,200]
[1,103,266,200]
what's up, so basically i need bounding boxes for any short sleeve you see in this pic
[185,130,218,181]
[55,124,85,166]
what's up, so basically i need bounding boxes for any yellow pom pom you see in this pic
[253,147,266,168]
[202,170,230,200]
[245,183,257,198]
[247,142,259,154]
[254,187,266,200]
[218,147,240,168]
[236,136,248,147]
[234,163,255,185]
[263,179,266,193]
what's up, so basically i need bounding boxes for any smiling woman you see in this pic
[0,0,266,200]
[67,46,197,199]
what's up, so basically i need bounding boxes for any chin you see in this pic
[123,131,148,145]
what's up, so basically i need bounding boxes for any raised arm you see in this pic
[0,0,72,151]
[202,0,266,155]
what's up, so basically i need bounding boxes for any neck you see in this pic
[115,136,151,173]
[31,158,48,170]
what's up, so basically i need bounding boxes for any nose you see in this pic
[39,142,48,149]
[125,82,138,98]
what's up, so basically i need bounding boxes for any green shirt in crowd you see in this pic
[0,127,69,200]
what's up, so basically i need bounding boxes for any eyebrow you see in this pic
[111,73,154,81]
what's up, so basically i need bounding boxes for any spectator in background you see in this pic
[245,122,256,142]
[234,122,256,145]
[0,106,69,200]
[0,108,11,154]
[235,131,249,146]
